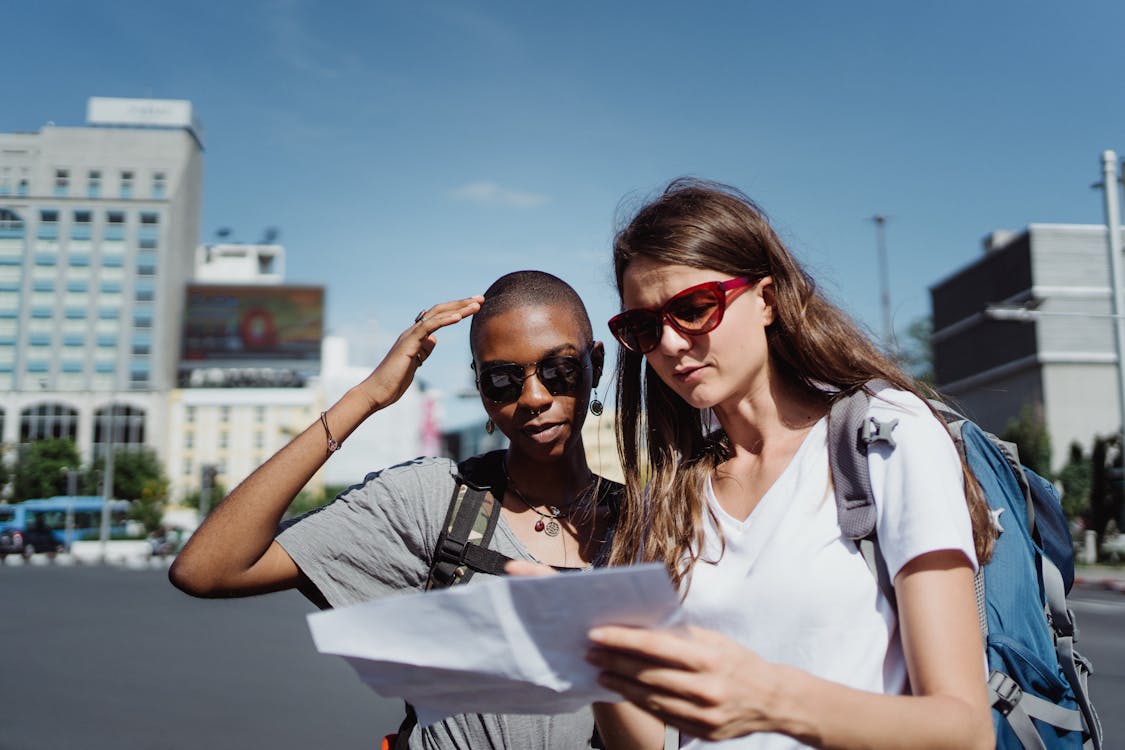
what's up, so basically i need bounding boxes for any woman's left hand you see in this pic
[587,624,786,742]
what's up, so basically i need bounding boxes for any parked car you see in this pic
[0,523,65,560]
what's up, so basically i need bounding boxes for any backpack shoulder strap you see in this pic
[425,451,512,590]
[827,380,897,605]
[395,453,515,748]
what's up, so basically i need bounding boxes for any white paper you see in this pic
[307,563,681,726]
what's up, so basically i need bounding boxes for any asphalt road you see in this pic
[1069,587,1125,746]
[2,565,1122,749]
[0,564,402,750]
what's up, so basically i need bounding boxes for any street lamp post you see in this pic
[870,215,894,353]
[1098,151,1125,441]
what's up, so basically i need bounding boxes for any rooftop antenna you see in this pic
[869,214,894,353]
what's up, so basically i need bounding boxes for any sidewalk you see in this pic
[1073,564,1125,593]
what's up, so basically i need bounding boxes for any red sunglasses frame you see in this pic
[608,276,754,353]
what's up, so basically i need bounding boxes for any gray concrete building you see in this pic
[931,224,1125,469]
[0,97,203,467]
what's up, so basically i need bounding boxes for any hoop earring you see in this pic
[590,389,604,416]
[485,419,495,435]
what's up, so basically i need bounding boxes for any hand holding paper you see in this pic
[307,563,680,726]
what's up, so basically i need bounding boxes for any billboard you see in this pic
[181,284,324,373]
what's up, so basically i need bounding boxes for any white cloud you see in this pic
[450,181,550,208]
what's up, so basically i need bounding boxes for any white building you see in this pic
[0,97,203,466]
[931,224,1125,469]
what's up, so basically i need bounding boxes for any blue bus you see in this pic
[0,497,131,557]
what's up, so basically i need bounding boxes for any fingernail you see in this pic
[588,628,607,641]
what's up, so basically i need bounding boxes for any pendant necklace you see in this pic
[507,480,565,537]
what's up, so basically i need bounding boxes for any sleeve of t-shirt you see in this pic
[274,456,458,608]
[867,390,978,583]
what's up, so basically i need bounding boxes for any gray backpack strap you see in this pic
[827,381,898,605]
[1043,553,1103,749]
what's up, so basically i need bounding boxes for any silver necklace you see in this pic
[507,480,565,536]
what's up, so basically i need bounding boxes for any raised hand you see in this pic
[356,296,484,413]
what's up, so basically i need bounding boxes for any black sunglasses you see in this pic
[474,354,587,404]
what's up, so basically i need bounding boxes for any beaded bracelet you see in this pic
[320,411,342,454]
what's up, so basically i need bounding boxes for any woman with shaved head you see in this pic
[171,270,620,750]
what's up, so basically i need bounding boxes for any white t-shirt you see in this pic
[679,389,978,750]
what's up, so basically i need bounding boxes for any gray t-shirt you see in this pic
[276,456,600,750]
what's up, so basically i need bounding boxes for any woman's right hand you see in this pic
[356,296,484,414]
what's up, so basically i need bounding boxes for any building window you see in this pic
[183,458,193,476]
[93,404,146,450]
[185,432,194,449]
[104,210,125,241]
[20,402,79,442]
[220,406,230,423]
[0,207,23,235]
[120,171,134,199]
[152,171,167,199]
[72,210,92,240]
[219,431,228,449]
[254,431,264,449]
[54,169,69,197]
[140,212,159,225]
[87,170,101,198]
[186,406,196,424]
[255,406,265,423]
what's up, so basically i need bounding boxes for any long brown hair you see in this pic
[608,178,994,587]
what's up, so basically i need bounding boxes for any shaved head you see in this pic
[469,270,594,355]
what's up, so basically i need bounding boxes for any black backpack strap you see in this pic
[827,380,897,606]
[397,454,514,746]
[425,480,509,589]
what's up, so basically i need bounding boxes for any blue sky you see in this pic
[6,1,1125,426]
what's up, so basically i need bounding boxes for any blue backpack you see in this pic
[828,383,1103,750]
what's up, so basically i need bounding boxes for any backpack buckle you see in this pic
[988,671,1023,715]
[860,417,898,449]
[439,537,466,564]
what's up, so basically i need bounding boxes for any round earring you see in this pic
[590,389,604,416]
[485,418,495,435]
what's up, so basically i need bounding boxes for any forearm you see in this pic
[594,700,666,750]
[170,385,380,595]
[772,667,993,750]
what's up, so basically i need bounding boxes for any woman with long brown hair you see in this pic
[587,179,995,749]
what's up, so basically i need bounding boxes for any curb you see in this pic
[1073,575,1125,594]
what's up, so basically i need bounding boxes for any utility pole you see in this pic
[1097,151,1125,441]
[870,215,894,353]
[99,404,117,562]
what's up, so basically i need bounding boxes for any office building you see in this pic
[0,97,203,466]
[931,224,1125,469]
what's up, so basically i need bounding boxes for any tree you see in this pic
[1089,435,1124,558]
[1056,442,1091,521]
[896,315,934,385]
[1001,404,1052,479]
[90,447,169,535]
[106,447,168,502]
[11,439,81,502]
